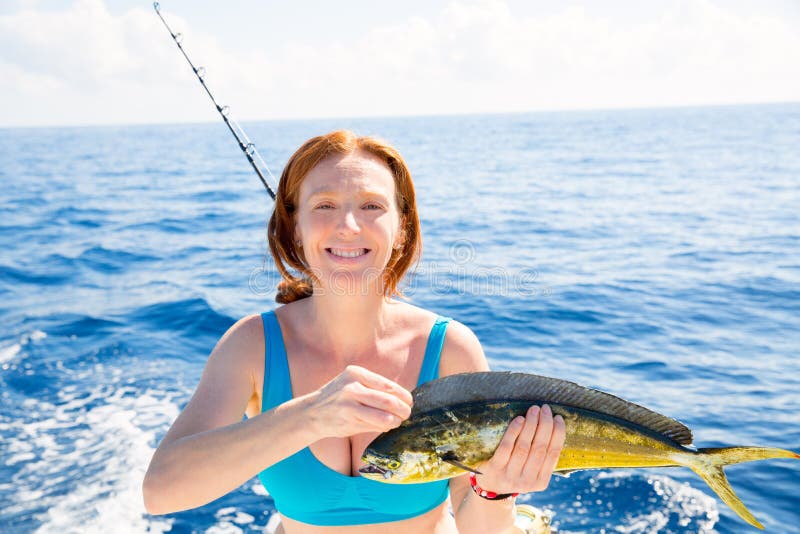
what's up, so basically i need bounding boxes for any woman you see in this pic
[142,130,566,533]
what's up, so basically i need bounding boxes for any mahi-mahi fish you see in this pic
[358,372,798,529]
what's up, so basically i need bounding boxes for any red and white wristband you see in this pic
[469,472,519,501]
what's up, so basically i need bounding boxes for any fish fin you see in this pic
[440,451,482,475]
[690,464,762,529]
[688,446,799,530]
[411,372,693,445]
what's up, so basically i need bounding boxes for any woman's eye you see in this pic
[314,202,382,210]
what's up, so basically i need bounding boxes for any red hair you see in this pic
[268,130,422,304]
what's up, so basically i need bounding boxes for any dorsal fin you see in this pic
[411,372,693,446]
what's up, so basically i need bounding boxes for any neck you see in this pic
[304,287,394,363]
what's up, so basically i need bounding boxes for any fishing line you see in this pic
[153,2,277,201]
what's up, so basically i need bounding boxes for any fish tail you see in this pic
[699,446,799,466]
[689,446,799,530]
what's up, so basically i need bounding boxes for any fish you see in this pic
[358,372,798,530]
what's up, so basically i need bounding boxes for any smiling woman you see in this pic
[141,129,566,534]
[268,131,422,304]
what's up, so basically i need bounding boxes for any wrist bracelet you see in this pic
[469,472,519,501]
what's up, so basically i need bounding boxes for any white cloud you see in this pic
[0,0,229,125]
[1,0,798,127]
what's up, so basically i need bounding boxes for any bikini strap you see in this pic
[260,310,292,410]
[417,316,452,386]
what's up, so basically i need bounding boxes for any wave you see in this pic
[125,297,235,338]
[46,314,124,338]
[1,379,181,533]
[75,245,159,274]
[0,262,74,286]
[541,470,719,533]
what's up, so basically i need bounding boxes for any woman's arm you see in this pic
[142,314,413,515]
[439,321,565,534]
[142,314,309,514]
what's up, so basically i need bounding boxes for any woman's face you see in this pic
[294,149,403,295]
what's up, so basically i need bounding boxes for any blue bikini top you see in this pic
[256,310,452,526]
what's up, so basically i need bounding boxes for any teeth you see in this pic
[329,248,367,258]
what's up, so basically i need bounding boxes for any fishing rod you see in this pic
[153,2,277,201]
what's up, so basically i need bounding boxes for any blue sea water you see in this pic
[1,103,799,533]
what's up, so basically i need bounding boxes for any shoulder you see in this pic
[215,313,265,349]
[387,300,439,331]
[208,313,265,379]
[439,319,490,376]
[388,303,486,374]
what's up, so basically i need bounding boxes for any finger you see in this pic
[352,403,404,431]
[490,415,525,467]
[506,405,540,476]
[522,404,554,480]
[534,414,565,490]
[350,383,412,420]
[348,365,414,407]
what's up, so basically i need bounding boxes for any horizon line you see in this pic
[1,99,798,132]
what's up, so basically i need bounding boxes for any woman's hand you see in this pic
[475,404,566,495]
[307,365,414,438]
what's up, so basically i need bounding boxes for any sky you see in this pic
[1,0,799,128]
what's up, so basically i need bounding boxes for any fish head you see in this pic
[359,447,441,483]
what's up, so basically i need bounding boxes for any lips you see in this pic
[326,247,370,258]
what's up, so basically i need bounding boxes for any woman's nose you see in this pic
[337,209,361,234]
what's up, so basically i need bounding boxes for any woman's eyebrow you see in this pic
[307,189,337,199]
[360,191,391,201]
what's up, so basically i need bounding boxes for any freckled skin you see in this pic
[362,401,693,484]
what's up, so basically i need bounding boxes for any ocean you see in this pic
[1,103,798,533]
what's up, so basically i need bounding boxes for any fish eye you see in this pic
[387,460,401,470]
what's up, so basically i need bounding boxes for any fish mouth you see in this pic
[358,464,393,479]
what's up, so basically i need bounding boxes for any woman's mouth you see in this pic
[326,247,370,259]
